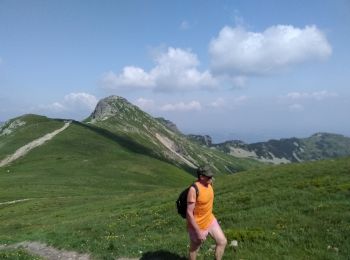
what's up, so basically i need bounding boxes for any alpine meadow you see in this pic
[0,96,349,259]
[1,1,350,259]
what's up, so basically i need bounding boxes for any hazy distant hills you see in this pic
[189,132,350,164]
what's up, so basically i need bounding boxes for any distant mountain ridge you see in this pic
[86,96,350,166]
[190,132,350,164]
[2,95,348,169]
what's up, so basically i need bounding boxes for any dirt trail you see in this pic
[0,121,71,167]
[0,241,139,260]
[0,241,91,260]
[0,198,31,206]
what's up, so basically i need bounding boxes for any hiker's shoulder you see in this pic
[188,185,197,193]
[188,183,198,195]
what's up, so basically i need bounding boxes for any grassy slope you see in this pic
[300,133,350,160]
[215,157,350,259]
[0,115,65,161]
[0,117,349,259]
[94,116,262,174]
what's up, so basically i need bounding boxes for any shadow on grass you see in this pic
[74,121,157,157]
[72,120,196,176]
[140,250,187,260]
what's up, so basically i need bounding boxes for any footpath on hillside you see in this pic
[0,241,139,260]
[0,241,91,260]
[0,121,71,167]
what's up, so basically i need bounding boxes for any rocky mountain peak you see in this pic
[89,95,136,121]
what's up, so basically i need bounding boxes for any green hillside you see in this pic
[84,96,263,174]
[0,118,193,199]
[0,114,65,162]
[1,117,349,260]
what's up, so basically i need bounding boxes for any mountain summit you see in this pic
[89,95,136,122]
[85,96,260,173]
[86,96,350,167]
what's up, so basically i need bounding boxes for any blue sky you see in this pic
[1,0,349,142]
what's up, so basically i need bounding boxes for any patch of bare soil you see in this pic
[0,241,90,260]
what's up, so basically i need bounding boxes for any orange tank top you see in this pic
[194,181,215,230]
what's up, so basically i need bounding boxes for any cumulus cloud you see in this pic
[289,103,304,112]
[209,96,247,108]
[102,67,154,89]
[281,90,338,112]
[160,101,202,111]
[135,98,155,110]
[63,93,98,110]
[180,20,190,30]
[101,47,218,92]
[286,90,338,100]
[43,102,66,112]
[234,95,248,103]
[231,76,247,87]
[210,98,226,108]
[42,93,98,113]
[209,25,332,75]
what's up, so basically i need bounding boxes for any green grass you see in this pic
[0,115,64,161]
[89,102,264,174]
[214,158,350,259]
[0,249,43,260]
[0,116,349,259]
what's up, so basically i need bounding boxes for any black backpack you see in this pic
[176,183,199,218]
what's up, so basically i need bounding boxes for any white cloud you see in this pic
[210,98,226,108]
[135,98,155,110]
[160,101,202,112]
[43,102,67,112]
[234,95,248,103]
[63,93,98,110]
[286,90,338,100]
[231,76,247,87]
[209,96,247,109]
[180,20,190,30]
[101,47,218,92]
[209,25,332,75]
[40,93,98,113]
[289,103,304,112]
[310,90,338,100]
[102,67,154,89]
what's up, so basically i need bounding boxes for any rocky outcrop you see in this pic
[155,117,181,134]
[0,119,26,136]
[89,96,133,121]
[84,95,261,173]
